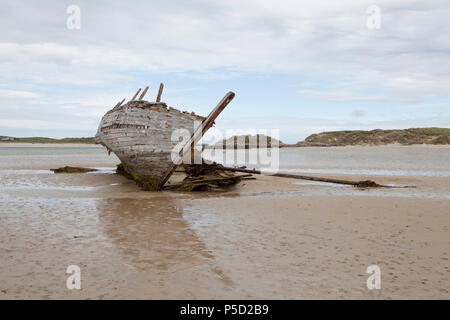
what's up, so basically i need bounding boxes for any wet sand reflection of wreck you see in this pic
[95,196,233,288]
[96,197,211,269]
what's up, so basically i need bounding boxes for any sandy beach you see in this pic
[0,145,449,299]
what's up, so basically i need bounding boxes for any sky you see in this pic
[0,0,449,143]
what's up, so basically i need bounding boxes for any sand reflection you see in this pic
[95,196,215,271]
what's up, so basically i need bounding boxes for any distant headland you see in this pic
[1,127,449,146]
[0,136,95,144]
[295,127,450,146]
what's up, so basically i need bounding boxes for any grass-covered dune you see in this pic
[2,127,449,146]
[302,128,450,146]
[0,137,95,144]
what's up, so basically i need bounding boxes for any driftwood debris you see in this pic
[117,158,415,191]
[272,172,380,187]
[116,162,250,192]
[51,166,98,173]
[202,164,415,188]
[164,174,251,191]
[163,163,253,191]
[160,161,395,191]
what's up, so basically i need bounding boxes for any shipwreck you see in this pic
[95,83,411,191]
[95,83,235,191]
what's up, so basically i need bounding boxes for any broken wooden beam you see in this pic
[156,83,164,102]
[216,165,415,188]
[164,174,249,191]
[131,88,141,101]
[114,98,125,108]
[139,86,149,100]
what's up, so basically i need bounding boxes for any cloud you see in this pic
[1,1,449,93]
[350,109,366,118]
[0,90,38,100]
[0,0,449,139]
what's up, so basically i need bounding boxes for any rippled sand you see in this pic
[0,145,449,299]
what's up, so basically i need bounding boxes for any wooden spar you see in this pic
[273,173,380,187]
[114,98,125,108]
[156,83,164,102]
[185,91,235,157]
[139,86,149,100]
[199,92,235,135]
[215,166,415,188]
[131,88,141,101]
[158,91,235,190]
[219,166,362,184]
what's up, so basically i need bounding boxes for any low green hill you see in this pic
[0,137,95,144]
[303,128,450,146]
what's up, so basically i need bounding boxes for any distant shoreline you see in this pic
[0,137,95,144]
[2,142,449,149]
[207,128,450,148]
[2,127,449,147]
[0,142,102,147]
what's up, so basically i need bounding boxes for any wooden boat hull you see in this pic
[95,101,205,190]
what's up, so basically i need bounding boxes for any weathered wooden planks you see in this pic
[95,90,234,190]
[95,100,202,185]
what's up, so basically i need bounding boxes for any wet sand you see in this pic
[0,145,449,299]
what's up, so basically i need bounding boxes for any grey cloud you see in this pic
[1,0,449,138]
[350,109,366,118]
